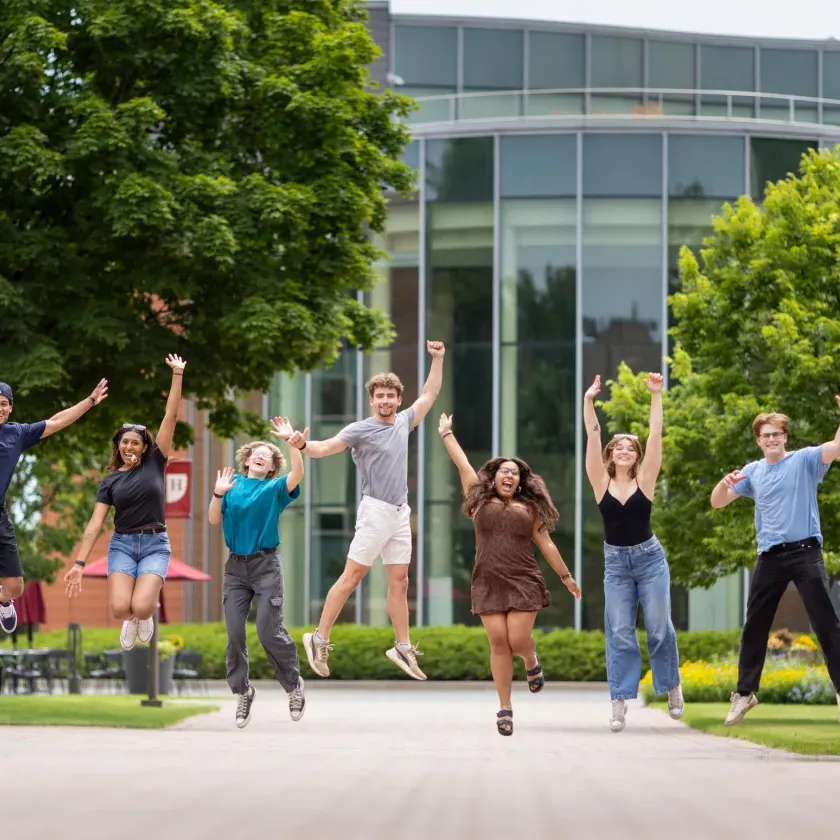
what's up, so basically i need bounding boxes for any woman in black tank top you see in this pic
[583,372,682,733]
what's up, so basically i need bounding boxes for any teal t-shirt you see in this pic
[221,474,300,555]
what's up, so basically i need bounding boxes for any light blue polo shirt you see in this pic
[221,474,300,555]
[734,446,830,554]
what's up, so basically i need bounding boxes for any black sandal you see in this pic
[526,654,545,694]
[496,709,513,736]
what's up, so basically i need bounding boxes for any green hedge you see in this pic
[7,624,743,682]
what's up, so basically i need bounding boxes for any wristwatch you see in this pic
[75,560,86,568]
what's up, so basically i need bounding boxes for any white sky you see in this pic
[390,0,840,42]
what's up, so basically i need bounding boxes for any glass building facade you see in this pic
[268,7,840,631]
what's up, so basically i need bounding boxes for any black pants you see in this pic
[0,505,24,580]
[738,543,840,694]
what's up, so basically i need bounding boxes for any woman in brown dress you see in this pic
[439,413,581,736]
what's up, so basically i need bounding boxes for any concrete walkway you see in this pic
[5,684,839,840]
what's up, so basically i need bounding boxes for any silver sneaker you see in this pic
[236,685,256,729]
[610,699,627,732]
[120,617,139,651]
[386,643,427,681]
[137,615,154,643]
[302,631,333,677]
[668,684,685,719]
[724,692,758,727]
[288,677,306,722]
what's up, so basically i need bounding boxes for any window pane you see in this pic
[760,49,818,122]
[591,36,643,113]
[648,41,696,116]
[500,134,576,198]
[668,134,745,198]
[426,137,493,203]
[401,141,420,173]
[500,198,576,627]
[700,45,755,118]
[394,25,458,88]
[424,177,493,625]
[750,138,816,201]
[402,87,456,126]
[528,30,585,90]
[823,52,840,125]
[581,198,663,629]
[583,134,662,197]
[463,28,524,90]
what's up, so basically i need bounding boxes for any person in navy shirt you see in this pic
[711,407,840,726]
[208,416,305,729]
[0,378,108,633]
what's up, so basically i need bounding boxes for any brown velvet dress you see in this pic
[470,500,551,615]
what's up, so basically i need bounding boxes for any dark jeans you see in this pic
[738,542,840,694]
[223,548,300,694]
[0,505,23,580]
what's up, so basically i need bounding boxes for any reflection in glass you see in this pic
[759,49,818,123]
[500,134,576,198]
[500,197,576,627]
[590,36,643,113]
[700,44,756,118]
[583,134,662,198]
[823,51,840,125]
[526,31,585,116]
[394,26,457,88]
[750,138,816,201]
[648,41,696,116]
[668,135,745,199]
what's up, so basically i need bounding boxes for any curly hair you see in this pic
[602,435,644,479]
[235,440,286,477]
[106,426,158,473]
[463,457,559,532]
[366,372,404,398]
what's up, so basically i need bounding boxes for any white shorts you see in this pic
[347,496,412,567]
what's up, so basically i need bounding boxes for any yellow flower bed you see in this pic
[640,659,836,704]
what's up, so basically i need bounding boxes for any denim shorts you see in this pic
[107,532,171,580]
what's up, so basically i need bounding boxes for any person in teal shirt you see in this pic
[208,416,308,729]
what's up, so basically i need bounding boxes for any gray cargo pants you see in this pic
[222,548,300,694]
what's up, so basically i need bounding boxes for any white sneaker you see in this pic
[302,631,333,678]
[836,692,839,724]
[724,692,758,726]
[386,643,427,680]
[120,617,139,650]
[137,615,154,643]
[668,684,685,719]
[236,686,256,729]
[288,677,306,722]
[610,699,627,732]
[0,600,17,634]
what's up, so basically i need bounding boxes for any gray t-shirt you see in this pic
[337,407,416,506]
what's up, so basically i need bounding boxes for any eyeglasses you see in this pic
[758,431,785,441]
[498,467,520,476]
[121,424,147,433]
[613,434,639,441]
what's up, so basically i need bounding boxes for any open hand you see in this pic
[644,373,664,393]
[427,340,445,358]
[564,576,582,600]
[64,564,84,598]
[214,467,236,496]
[584,375,601,400]
[439,412,453,437]
[269,416,293,440]
[90,379,109,406]
[166,354,187,373]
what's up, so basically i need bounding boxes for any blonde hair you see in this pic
[366,372,404,398]
[235,440,286,478]
[752,412,790,438]
[602,435,644,479]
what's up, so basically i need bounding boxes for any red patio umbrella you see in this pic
[16,581,46,625]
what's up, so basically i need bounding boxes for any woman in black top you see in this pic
[583,372,682,733]
[65,355,186,651]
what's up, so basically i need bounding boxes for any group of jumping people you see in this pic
[1,345,838,732]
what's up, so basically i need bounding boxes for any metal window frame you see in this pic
[492,134,501,457]
[573,130,584,632]
[415,138,428,627]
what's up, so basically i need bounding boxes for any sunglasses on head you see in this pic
[121,423,147,433]
[613,434,639,441]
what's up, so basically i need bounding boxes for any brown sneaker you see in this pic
[386,643,427,681]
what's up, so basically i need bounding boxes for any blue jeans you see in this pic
[603,536,680,700]
[107,532,171,580]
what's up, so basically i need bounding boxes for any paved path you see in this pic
[5,684,840,840]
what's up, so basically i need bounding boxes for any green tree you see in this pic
[0,0,414,581]
[600,147,840,589]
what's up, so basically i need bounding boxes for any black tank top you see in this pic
[597,480,653,547]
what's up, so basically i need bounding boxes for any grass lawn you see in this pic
[652,702,840,756]
[0,695,219,729]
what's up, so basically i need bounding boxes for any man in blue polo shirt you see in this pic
[711,407,840,726]
[0,378,108,633]
[207,417,305,729]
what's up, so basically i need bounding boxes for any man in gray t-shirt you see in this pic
[287,341,445,682]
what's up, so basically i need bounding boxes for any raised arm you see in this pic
[156,354,186,458]
[637,373,663,493]
[583,375,609,496]
[820,395,840,464]
[63,502,111,597]
[410,341,445,428]
[710,470,747,508]
[270,416,305,492]
[208,467,236,525]
[438,413,478,495]
[41,379,108,439]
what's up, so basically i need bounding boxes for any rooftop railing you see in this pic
[404,87,840,133]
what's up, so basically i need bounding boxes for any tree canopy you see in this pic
[601,146,840,589]
[0,0,414,581]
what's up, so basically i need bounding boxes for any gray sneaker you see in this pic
[386,643,427,680]
[302,631,333,678]
[668,684,685,719]
[236,685,256,729]
[724,692,758,727]
[288,677,306,722]
[610,699,627,732]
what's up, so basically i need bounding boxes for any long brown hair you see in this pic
[106,425,158,473]
[463,457,559,532]
[602,436,644,479]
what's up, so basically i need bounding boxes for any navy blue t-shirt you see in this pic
[0,421,47,501]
